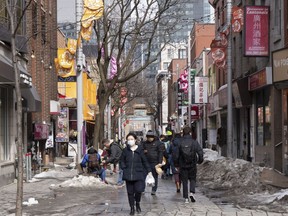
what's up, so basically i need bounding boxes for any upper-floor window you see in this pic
[32,2,37,38]
[41,10,46,44]
[178,49,187,59]
[163,62,169,70]
[167,48,174,59]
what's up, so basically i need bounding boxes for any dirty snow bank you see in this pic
[198,149,269,194]
[51,175,114,189]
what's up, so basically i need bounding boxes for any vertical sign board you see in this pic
[244,6,269,56]
[177,82,182,115]
[190,69,196,104]
[195,77,208,104]
[55,107,69,142]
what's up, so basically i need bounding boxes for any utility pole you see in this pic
[76,0,83,163]
[226,0,233,158]
[187,32,192,128]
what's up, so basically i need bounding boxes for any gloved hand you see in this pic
[148,172,152,176]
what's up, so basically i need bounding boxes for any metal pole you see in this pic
[107,97,111,139]
[76,0,83,164]
[226,0,233,158]
[187,33,191,128]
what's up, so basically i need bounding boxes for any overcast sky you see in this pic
[57,0,76,23]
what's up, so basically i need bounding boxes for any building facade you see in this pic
[206,0,288,174]
[0,0,58,186]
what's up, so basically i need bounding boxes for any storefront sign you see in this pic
[232,77,251,108]
[191,105,199,120]
[34,123,49,140]
[20,72,32,87]
[248,67,272,91]
[232,6,243,33]
[195,77,208,104]
[272,48,288,83]
[55,107,69,142]
[244,6,269,56]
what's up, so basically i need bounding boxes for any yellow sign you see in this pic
[83,0,104,11]
[58,48,74,69]
[67,38,77,55]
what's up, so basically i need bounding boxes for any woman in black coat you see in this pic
[120,132,152,215]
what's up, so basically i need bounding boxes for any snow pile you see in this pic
[23,197,38,206]
[33,169,76,179]
[198,149,267,194]
[203,149,224,161]
[53,175,113,188]
[249,189,288,204]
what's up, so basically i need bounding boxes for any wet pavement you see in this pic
[1,168,288,216]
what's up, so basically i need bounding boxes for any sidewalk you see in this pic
[1,167,288,216]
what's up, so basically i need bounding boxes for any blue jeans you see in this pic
[117,168,124,184]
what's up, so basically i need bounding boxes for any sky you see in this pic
[57,0,76,23]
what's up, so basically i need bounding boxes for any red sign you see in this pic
[190,105,199,120]
[248,68,267,91]
[244,6,269,56]
[232,7,243,33]
[34,123,49,140]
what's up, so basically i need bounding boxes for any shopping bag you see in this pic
[145,174,155,187]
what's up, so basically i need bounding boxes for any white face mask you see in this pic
[127,140,136,146]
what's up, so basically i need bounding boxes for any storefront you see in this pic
[273,47,288,174]
[248,67,275,167]
[0,43,41,186]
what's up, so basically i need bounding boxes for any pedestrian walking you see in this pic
[169,132,182,192]
[142,130,165,195]
[120,132,152,215]
[159,134,171,179]
[177,126,203,203]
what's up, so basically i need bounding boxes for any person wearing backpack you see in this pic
[169,132,182,192]
[178,126,204,204]
[102,139,124,186]
[79,147,107,183]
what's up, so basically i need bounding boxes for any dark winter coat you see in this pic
[106,143,122,164]
[120,146,151,181]
[142,139,164,166]
[178,135,204,169]
[169,137,181,167]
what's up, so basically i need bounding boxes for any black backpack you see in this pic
[179,140,195,164]
[88,153,100,170]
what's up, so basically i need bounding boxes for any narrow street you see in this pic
[1,166,288,216]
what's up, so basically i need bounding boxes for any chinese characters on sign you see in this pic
[34,123,49,140]
[55,107,69,142]
[244,6,269,56]
[195,77,208,104]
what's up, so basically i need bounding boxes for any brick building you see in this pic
[0,0,58,186]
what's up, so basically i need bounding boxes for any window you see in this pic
[163,62,169,70]
[256,88,271,146]
[0,88,9,161]
[167,49,174,59]
[41,10,46,44]
[32,3,37,38]
[274,1,281,35]
[178,49,187,59]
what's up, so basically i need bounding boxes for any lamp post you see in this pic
[76,0,83,163]
[226,0,233,157]
[187,32,192,128]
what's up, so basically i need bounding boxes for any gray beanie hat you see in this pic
[146,130,155,137]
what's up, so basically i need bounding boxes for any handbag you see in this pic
[145,173,155,187]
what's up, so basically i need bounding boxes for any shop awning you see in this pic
[0,52,32,87]
[21,86,41,112]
